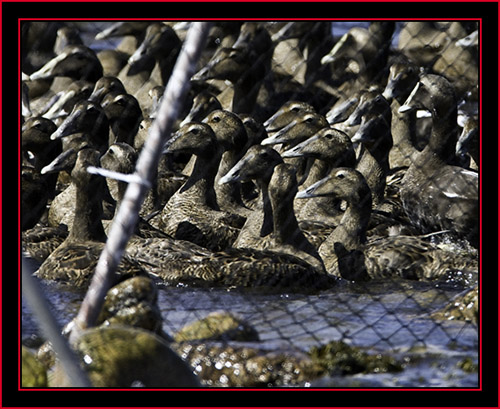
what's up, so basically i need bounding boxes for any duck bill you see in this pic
[351,117,376,144]
[263,107,287,131]
[95,22,128,40]
[261,120,297,146]
[398,81,421,113]
[281,132,319,158]
[43,90,76,120]
[327,97,358,125]
[50,108,83,140]
[29,52,69,81]
[41,148,77,175]
[382,73,403,101]
[128,39,150,65]
[296,176,331,199]
[218,158,248,185]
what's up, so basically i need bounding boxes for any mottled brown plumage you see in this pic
[35,148,146,289]
[297,168,477,282]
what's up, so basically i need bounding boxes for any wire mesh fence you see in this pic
[21,20,479,388]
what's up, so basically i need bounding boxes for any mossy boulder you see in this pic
[308,340,403,375]
[22,346,47,387]
[173,311,259,342]
[52,326,199,387]
[432,286,478,324]
[173,343,323,387]
[97,276,164,334]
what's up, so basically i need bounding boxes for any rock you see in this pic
[53,326,199,387]
[22,346,48,387]
[173,343,323,387]
[308,340,403,375]
[97,276,164,335]
[173,311,259,342]
[432,286,478,324]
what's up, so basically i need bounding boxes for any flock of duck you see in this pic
[21,21,479,293]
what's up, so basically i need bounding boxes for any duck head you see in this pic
[88,76,126,104]
[180,91,222,126]
[296,167,372,210]
[50,101,109,147]
[193,47,250,83]
[264,101,316,132]
[165,122,217,157]
[203,109,248,152]
[382,61,420,103]
[282,126,355,165]
[261,112,328,147]
[399,73,457,120]
[128,23,180,64]
[219,145,283,185]
[29,45,103,82]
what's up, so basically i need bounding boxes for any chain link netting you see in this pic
[21,20,479,388]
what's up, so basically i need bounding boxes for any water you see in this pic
[22,273,478,387]
[21,20,477,387]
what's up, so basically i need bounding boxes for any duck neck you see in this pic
[356,143,389,206]
[300,158,327,188]
[390,99,417,158]
[68,175,107,243]
[216,150,247,208]
[257,178,274,237]
[271,191,303,246]
[232,77,260,115]
[180,150,221,210]
[427,105,459,164]
[320,189,372,258]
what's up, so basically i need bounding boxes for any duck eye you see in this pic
[212,116,220,123]
[191,128,199,135]
[336,172,345,179]
[291,106,300,112]
[324,133,333,140]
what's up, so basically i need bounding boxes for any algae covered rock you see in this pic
[432,286,478,324]
[173,343,323,387]
[174,311,259,342]
[308,340,403,376]
[57,326,199,387]
[97,276,163,334]
[22,346,48,387]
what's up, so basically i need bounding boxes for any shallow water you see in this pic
[22,273,478,388]
[21,20,477,387]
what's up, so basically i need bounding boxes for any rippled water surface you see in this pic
[22,275,479,388]
[21,20,478,388]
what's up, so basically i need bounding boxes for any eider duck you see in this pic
[381,58,421,169]
[101,93,143,147]
[398,74,479,247]
[297,168,478,282]
[350,93,393,208]
[456,116,479,170]
[281,126,356,225]
[127,22,181,109]
[263,100,316,133]
[152,122,243,251]
[219,144,284,248]
[21,117,60,230]
[219,147,323,270]
[35,148,146,289]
